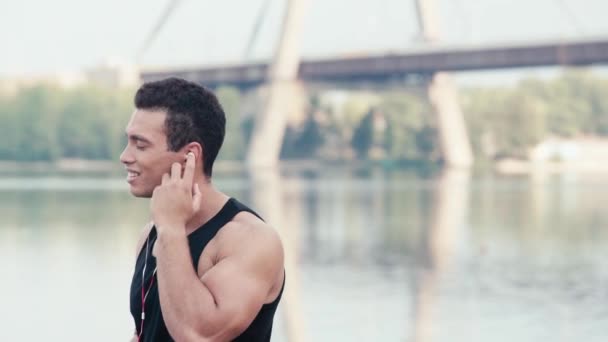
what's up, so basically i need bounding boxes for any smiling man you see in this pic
[120,77,285,342]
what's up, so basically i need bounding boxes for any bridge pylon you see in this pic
[416,0,473,168]
[246,0,308,169]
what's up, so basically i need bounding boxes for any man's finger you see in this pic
[161,173,170,184]
[183,152,195,187]
[171,162,181,181]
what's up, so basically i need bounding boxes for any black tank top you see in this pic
[129,198,284,341]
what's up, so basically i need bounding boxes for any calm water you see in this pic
[0,167,606,341]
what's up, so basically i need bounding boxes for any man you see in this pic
[120,77,285,341]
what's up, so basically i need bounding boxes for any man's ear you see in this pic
[181,142,203,163]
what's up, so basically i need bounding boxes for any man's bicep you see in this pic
[200,239,282,326]
[201,254,270,315]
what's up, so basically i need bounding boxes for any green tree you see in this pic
[351,109,374,158]
[379,92,435,161]
[57,85,133,160]
[0,94,18,159]
[281,96,326,159]
[215,87,244,160]
[12,85,64,161]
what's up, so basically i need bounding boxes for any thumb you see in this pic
[192,183,202,212]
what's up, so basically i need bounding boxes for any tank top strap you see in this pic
[188,198,264,267]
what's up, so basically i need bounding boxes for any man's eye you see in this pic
[136,145,146,150]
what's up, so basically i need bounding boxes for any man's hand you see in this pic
[151,152,201,234]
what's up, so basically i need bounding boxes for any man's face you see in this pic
[120,109,183,198]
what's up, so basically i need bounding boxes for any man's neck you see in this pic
[184,180,230,235]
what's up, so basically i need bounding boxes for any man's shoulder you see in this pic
[215,211,283,257]
[226,210,280,239]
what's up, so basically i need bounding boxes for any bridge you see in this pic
[136,0,607,169]
[141,37,608,89]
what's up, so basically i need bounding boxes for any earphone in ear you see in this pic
[183,151,195,164]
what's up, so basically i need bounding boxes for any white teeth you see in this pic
[127,172,140,181]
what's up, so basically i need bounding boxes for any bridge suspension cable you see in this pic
[553,0,585,35]
[243,0,272,61]
[136,0,183,62]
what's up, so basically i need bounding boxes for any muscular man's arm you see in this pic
[154,221,283,342]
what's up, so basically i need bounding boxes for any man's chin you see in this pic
[129,186,153,198]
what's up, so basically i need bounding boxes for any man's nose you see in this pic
[119,147,134,164]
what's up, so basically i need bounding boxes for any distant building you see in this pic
[85,57,140,88]
[529,138,608,163]
[498,137,608,174]
[0,70,86,95]
[0,57,140,93]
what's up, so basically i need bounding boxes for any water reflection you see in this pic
[0,189,147,341]
[249,168,308,342]
[412,168,470,342]
[0,169,607,341]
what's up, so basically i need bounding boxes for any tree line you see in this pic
[1,70,606,164]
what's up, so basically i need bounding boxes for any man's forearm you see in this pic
[154,227,221,340]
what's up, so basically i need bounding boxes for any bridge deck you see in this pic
[141,37,608,88]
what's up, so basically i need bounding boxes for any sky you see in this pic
[1,0,608,77]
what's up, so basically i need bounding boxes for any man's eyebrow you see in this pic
[126,133,152,144]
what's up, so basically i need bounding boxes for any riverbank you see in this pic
[495,158,608,175]
[4,157,606,176]
[0,159,119,173]
[0,158,375,175]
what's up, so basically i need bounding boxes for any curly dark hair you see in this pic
[134,77,226,177]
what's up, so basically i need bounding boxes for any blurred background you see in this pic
[1,0,608,341]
